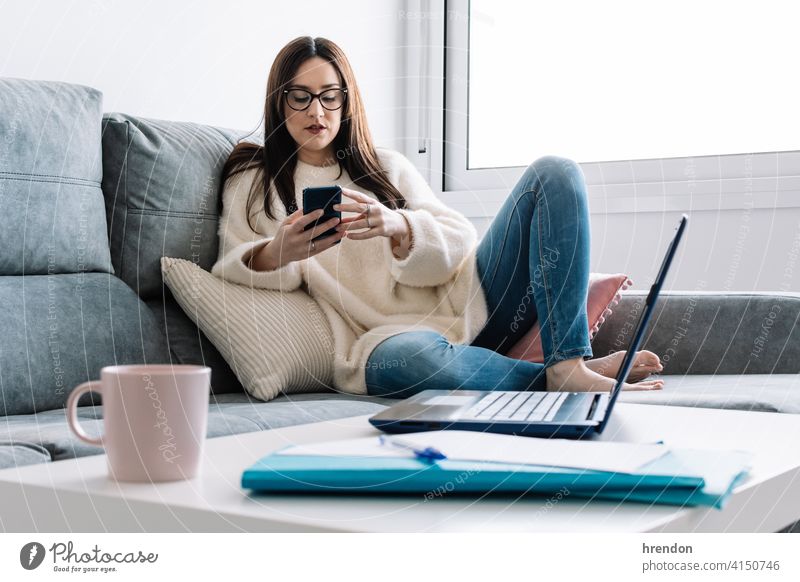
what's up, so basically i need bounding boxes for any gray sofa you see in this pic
[1,78,798,475]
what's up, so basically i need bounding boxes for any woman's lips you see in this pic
[305,127,326,135]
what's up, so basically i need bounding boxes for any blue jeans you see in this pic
[365,156,592,398]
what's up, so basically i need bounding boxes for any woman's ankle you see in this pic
[545,356,585,381]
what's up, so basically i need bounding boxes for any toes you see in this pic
[624,383,655,391]
[637,350,661,366]
[634,351,663,372]
[631,377,664,390]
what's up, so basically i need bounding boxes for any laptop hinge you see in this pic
[586,394,600,420]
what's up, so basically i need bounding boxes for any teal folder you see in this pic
[242,447,752,510]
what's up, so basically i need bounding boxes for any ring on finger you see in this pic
[311,239,316,251]
[365,204,372,228]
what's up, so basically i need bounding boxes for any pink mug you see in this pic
[67,364,211,482]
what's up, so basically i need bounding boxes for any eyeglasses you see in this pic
[283,88,348,111]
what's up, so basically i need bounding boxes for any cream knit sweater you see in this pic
[211,147,489,395]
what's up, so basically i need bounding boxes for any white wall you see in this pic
[0,0,405,147]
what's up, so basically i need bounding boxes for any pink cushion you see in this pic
[505,273,633,363]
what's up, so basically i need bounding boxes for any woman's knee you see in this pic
[507,155,585,211]
[514,155,588,215]
[528,155,583,180]
[368,331,448,362]
[365,331,454,398]
[522,155,585,195]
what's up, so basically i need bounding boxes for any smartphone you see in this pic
[302,186,342,243]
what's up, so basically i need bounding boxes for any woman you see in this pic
[212,36,664,399]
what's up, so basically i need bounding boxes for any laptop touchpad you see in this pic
[423,395,474,406]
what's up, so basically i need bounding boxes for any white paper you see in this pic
[276,430,669,474]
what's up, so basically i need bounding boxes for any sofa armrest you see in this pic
[590,291,800,375]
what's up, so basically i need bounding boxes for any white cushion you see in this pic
[160,257,334,401]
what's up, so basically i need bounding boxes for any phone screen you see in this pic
[302,186,342,242]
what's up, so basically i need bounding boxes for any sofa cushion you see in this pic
[144,290,245,394]
[0,392,397,463]
[161,257,335,402]
[0,273,170,416]
[100,113,249,394]
[101,112,246,299]
[507,272,633,362]
[0,78,113,276]
[1,374,797,470]
[617,373,800,412]
[0,441,51,469]
[591,292,800,375]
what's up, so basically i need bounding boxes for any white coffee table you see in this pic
[1,403,799,532]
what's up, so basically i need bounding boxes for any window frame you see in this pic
[403,0,800,218]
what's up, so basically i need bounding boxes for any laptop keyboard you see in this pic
[459,391,570,423]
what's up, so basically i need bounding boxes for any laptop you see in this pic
[369,214,688,439]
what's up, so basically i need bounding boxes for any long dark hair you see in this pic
[222,36,406,230]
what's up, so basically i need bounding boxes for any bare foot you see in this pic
[546,357,664,393]
[585,350,663,383]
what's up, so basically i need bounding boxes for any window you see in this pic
[442,0,800,203]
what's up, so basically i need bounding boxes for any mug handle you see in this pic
[66,380,104,446]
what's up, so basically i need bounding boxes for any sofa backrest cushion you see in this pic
[101,112,245,299]
[0,78,113,275]
[0,273,170,416]
[591,291,800,375]
[101,113,249,394]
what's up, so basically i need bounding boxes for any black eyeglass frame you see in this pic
[282,87,348,111]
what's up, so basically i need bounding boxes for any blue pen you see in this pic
[378,435,447,463]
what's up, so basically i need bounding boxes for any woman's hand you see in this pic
[254,208,345,270]
[333,188,411,248]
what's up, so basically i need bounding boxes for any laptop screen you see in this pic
[599,214,688,431]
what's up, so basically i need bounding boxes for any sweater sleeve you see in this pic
[388,152,478,287]
[210,168,303,291]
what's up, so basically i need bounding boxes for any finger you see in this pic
[340,188,372,202]
[284,208,305,224]
[293,208,325,230]
[304,216,341,240]
[333,202,371,213]
[337,217,373,231]
[307,231,347,256]
[344,228,383,240]
[338,214,365,224]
